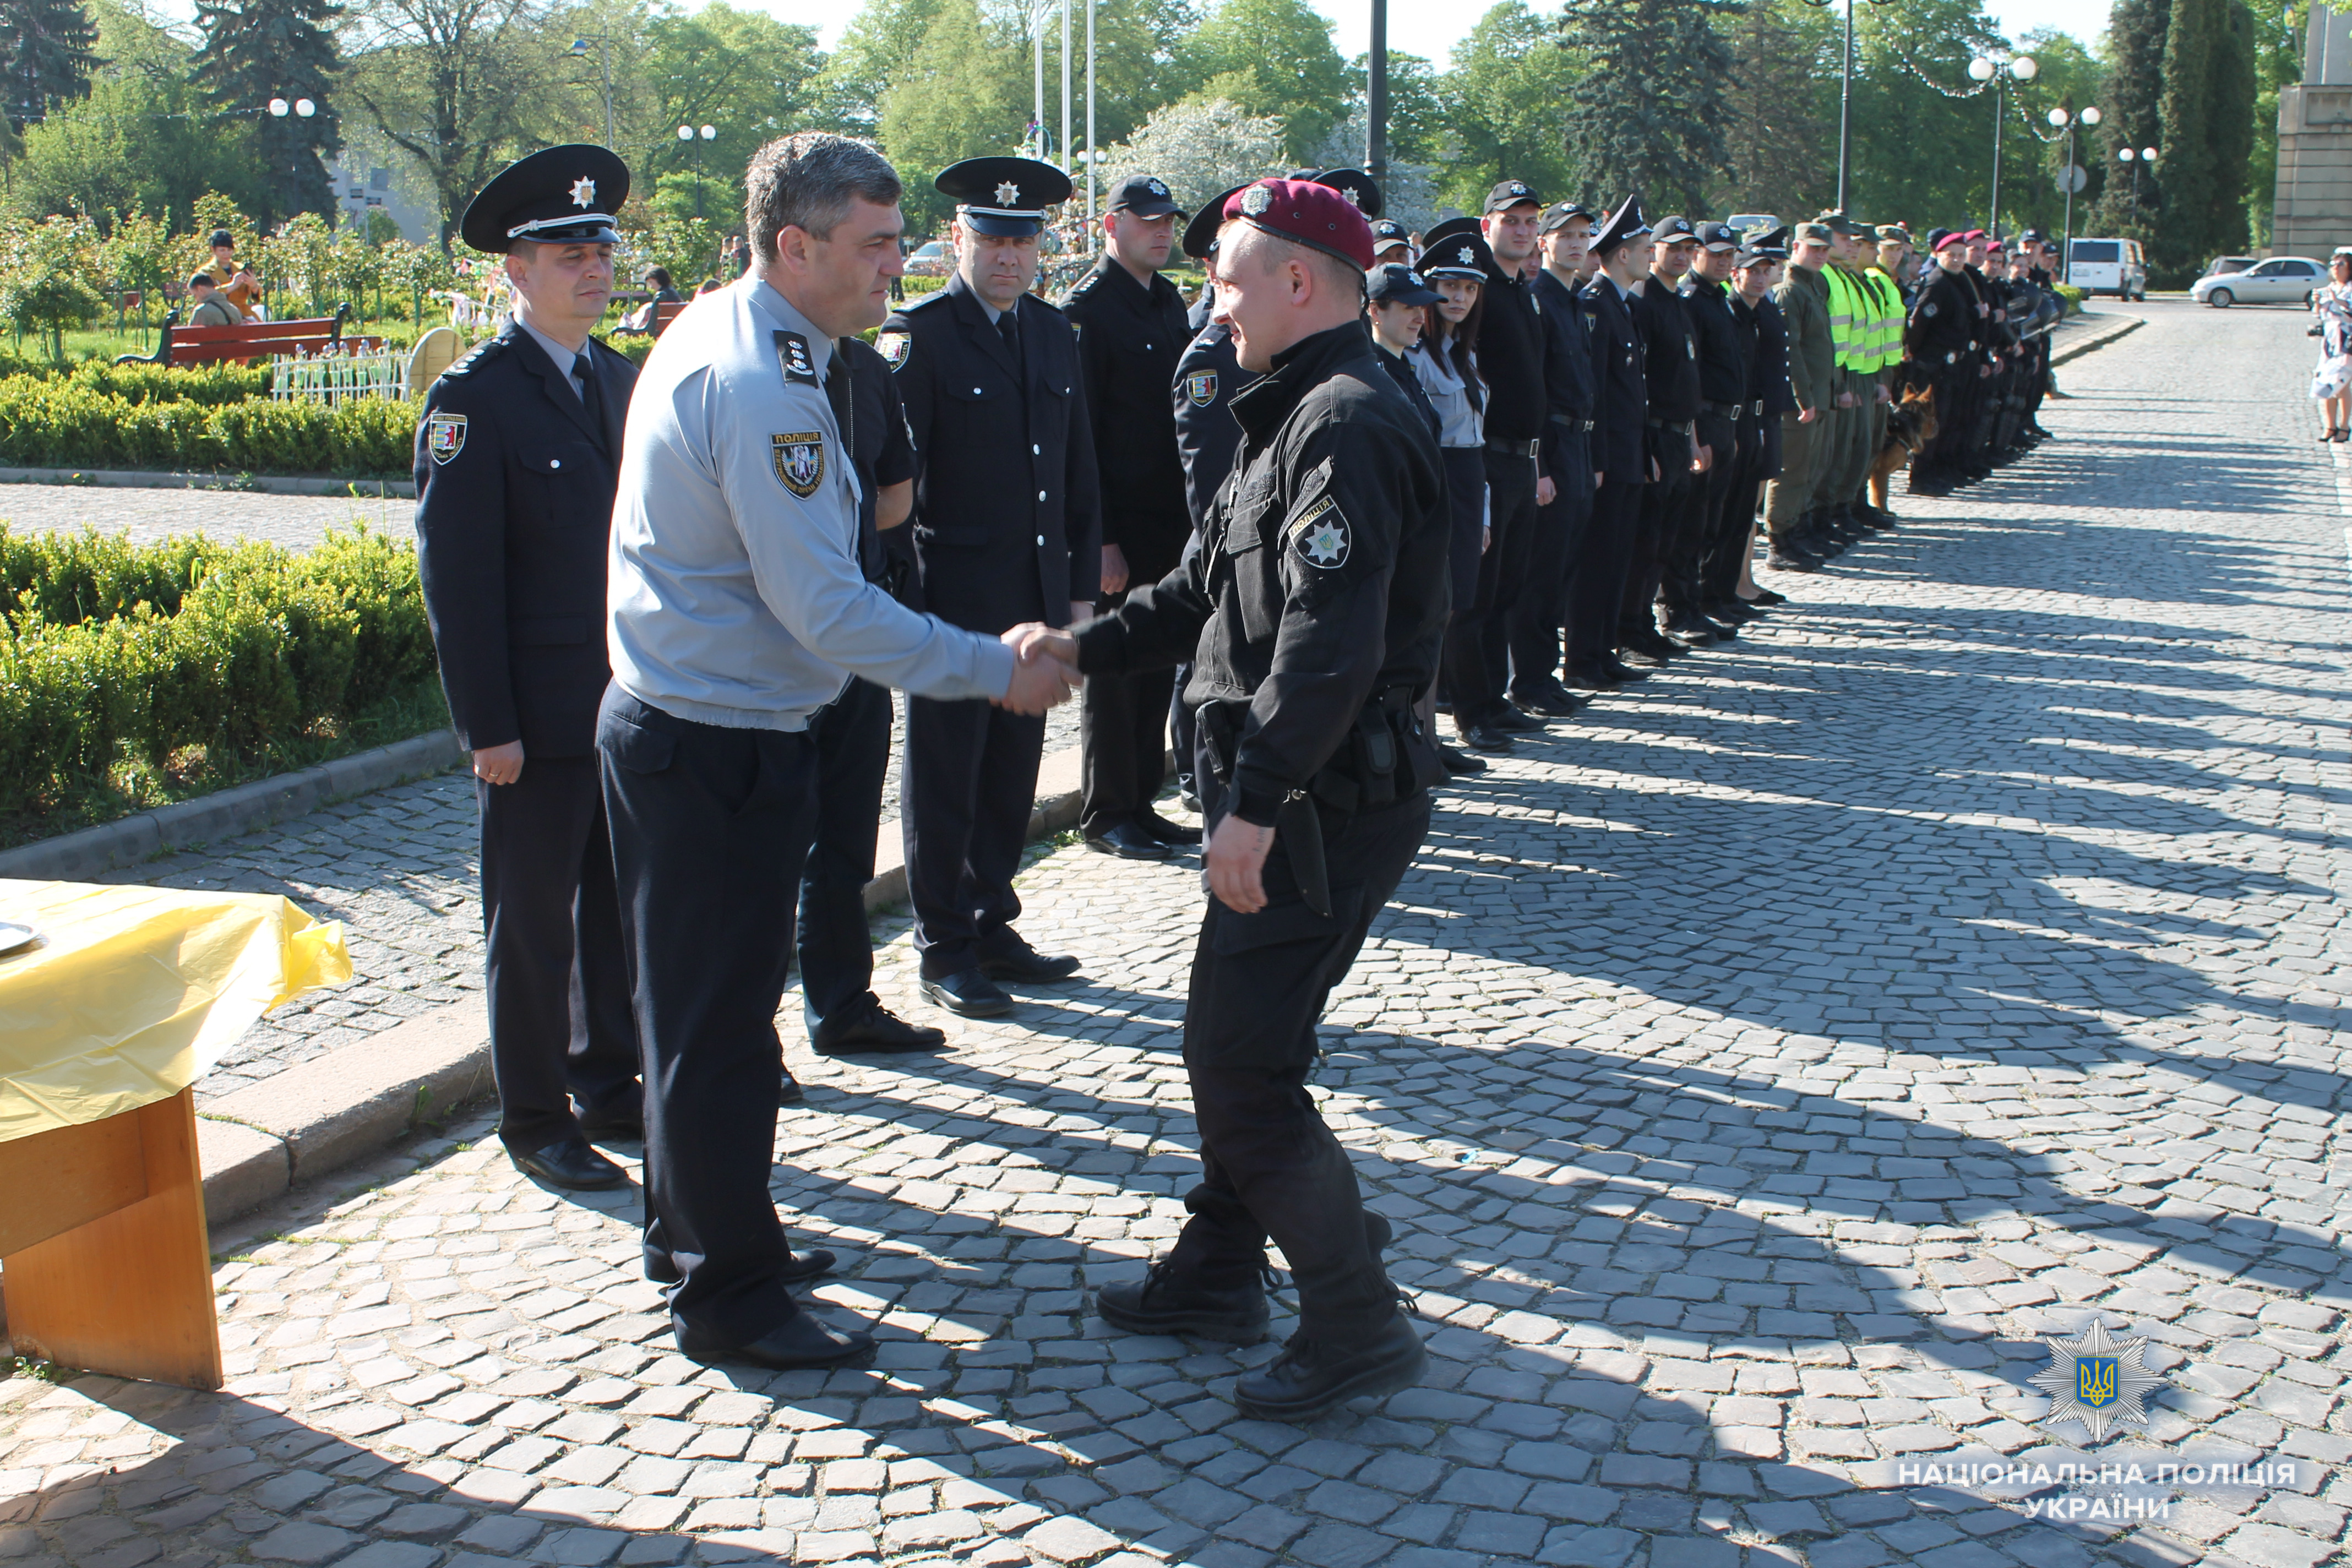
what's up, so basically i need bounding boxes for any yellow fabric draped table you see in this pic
[0,880,350,1388]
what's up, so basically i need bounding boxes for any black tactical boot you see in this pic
[1096,1212,1395,1343]
[1233,1304,1427,1422]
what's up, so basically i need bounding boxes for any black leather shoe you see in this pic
[1745,587,1787,607]
[813,1003,948,1055]
[1622,630,1687,663]
[1561,667,1620,692]
[921,968,1015,1017]
[577,1104,644,1141]
[1510,681,1584,717]
[1662,612,1722,646]
[1139,809,1204,846]
[1086,821,1174,861]
[1706,600,1760,624]
[676,1312,874,1370]
[778,1070,805,1106]
[778,1248,837,1285]
[976,936,1082,984]
[1766,546,1818,573]
[1455,721,1514,754]
[1438,744,1487,775]
[1097,1261,1275,1343]
[1487,704,1543,733]
[511,1136,629,1191]
[1233,1309,1428,1422]
[1600,658,1649,684]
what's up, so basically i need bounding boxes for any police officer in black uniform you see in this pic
[1063,172,1198,862]
[1623,215,1706,661]
[1565,198,1652,691]
[882,156,1103,1020]
[1907,231,1981,497]
[1513,200,1600,715]
[1665,221,1748,644]
[1014,177,1447,1423]
[413,144,643,1192]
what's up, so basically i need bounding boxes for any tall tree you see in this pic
[1439,2,1574,211]
[1845,0,2003,229]
[193,0,345,224]
[1715,0,1835,221]
[815,0,941,139]
[1558,0,1734,217]
[11,67,273,227]
[2096,0,2169,234]
[876,0,1025,228]
[344,0,560,248]
[640,4,823,188]
[0,0,97,133]
[1179,0,1349,164]
[2150,0,2220,270]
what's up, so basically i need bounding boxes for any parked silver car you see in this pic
[2192,257,2322,307]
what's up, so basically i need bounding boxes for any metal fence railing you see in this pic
[269,346,408,404]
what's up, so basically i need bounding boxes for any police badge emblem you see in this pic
[426,411,467,465]
[771,432,826,498]
[878,331,912,369]
[1241,183,1273,216]
[1286,493,1349,569]
[1185,371,1218,407]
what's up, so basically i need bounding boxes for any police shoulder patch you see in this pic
[771,431,825,498]
[878,330,912,369]
[1286,491,1350,570]
[426,411,468,464]
[1184,369,1218,406]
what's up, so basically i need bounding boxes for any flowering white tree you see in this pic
[1092,99,1288,216]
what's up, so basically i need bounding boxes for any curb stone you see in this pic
[0,466,415,498]
[2049,311,2143,368]
[0,729,466,880]
[191,740,1148,1226]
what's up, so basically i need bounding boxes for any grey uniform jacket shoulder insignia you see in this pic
[440,336,509,380]
[775,330,819,385]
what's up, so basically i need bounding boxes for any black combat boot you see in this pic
[1097,1213,1395,1344]
[1233,1296,1427,1421]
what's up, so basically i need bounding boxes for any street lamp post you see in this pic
[569,36,614,149]
[1801,0,1896,215]
[678,123,716,220]
[1968,52,2037,238]
[2117,145,2159,226]
[266,94,319,252]
[2046,103,2099,274]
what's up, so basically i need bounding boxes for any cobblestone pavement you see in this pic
[0,483,410,552]
[6,303,2349,1568]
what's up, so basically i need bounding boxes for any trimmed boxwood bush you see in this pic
[0,522,437,815]
[0,376,416,475]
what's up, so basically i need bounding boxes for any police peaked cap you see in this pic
[939,156,1072,236]
[1310,168,1385,220]
[1183,170,1384,260]
[1417,229,1495,280]
[1588,197,1652,257]
[460,144,629,254]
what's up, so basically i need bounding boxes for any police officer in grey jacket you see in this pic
[598,133,1075,1373]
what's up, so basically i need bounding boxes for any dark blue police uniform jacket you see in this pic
[883,273,1101,630]
[413,321,636,756]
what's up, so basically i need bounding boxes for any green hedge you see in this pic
[0,523,438,816]
[0,377,417,473]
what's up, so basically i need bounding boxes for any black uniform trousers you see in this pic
[904,698,1048,976]
[1436,445,1486,632]
[1451,448,1538,718]
[477,755,639,1155]
[1505,429,1593,699]
[1164,779,1431,1338]
[596,686,820,1344]
[1565,470,1645,676]
[793,678,893,1032]
[1668,412,1739,616]
[1701,415,1767,605]
[1080,591,1175,837]
[1622,428,1695,636]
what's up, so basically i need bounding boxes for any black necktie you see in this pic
[574,350,604,436]
[998,308,1022,378]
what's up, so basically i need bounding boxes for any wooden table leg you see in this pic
[1,1088,223,1390]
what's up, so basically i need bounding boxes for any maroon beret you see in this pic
[1221,178,1375,273]
[1932,230,1967,252]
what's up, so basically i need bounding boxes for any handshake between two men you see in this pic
[990,619,1282,917]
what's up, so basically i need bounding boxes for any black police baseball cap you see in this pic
[938,156,1072,236]
[1370,218,1411,253]
[1652,215,1697,243]
[460,144,629,254]
[1367,263,1441,306]
[1108,173,1182,217]
[1484,179,1541,214]
[1539,202,1597,235]
[1696,221,1740,252]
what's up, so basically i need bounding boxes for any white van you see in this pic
[2067,238,2148,300]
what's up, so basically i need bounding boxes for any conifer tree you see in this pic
[194,0,344,224]
[0,0,96,134]
[1558,0,1735,217]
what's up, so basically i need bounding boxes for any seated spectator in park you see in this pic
[618,267,683,333]
[202,229,263,321]
[187,274,241,328]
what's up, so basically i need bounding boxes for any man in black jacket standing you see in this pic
[1565,199,1652,692]
[1665,222,1748,644]
[414,144,643,1193]
[1623,216,1705,663]
[1510,200,1599,717]
[1064,173,1199,862]
[883,156,1103,1020]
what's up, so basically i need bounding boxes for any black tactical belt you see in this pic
[1484,437,1541,458]
[1700,401,1745,420]
[1645,417,1694,434]
[1750,399,1766,416]
[1550,413,1594,433]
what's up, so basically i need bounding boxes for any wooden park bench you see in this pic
[115,303,384,368]
[652,299,689,335]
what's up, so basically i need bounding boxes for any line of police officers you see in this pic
[412,136,2066,1417]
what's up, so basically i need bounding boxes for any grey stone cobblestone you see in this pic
[5,301,2348,1568]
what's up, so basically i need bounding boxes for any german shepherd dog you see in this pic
[1869,383,1938,512]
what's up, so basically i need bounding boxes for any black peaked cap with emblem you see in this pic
[1417,229,1495,281]
[1182,184,1248,259]
[938,156,1072,236]
[1589,197,1652,258]
[1484,178,1541,214]
[1419,215,1480,249]
[1310,168,1384,219]
[460,144,629,254]
[1108,172,1183,216]
[1370,218,1409,248]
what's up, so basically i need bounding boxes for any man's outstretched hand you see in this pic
[996,625,1080,714]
